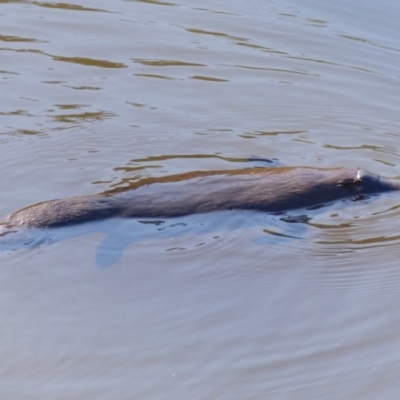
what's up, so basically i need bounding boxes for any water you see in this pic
[1,0,400,398]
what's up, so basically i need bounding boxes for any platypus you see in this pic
[6,166,400,230]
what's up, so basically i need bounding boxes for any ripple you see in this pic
[133,73,174,80]
[190,75,229,82]
[51,110,116,124]
[52,56,127,69]
[304,197,400,296]
[0,34,47,43]
[133,58,205,67]
[133,0,176,6]
[185,27,246,41]
[32,2,112,13]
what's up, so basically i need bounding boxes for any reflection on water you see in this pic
[133,59,206,67]
[51,56,128,68]
[1,0,400,398]
[33,1,110,12]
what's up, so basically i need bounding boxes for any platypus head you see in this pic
[338,168,400,195]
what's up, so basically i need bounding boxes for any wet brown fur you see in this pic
[8,167,400,229]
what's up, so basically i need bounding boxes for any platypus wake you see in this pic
[5,166,400,230]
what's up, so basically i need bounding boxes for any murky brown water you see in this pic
[1,0,400,398]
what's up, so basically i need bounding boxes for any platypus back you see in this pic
[7,167,400,229]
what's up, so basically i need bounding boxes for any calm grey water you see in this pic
[1,0,400,398]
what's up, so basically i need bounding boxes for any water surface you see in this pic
[1,0,400,398]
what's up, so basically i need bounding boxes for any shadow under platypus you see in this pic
[1,166,400,266]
